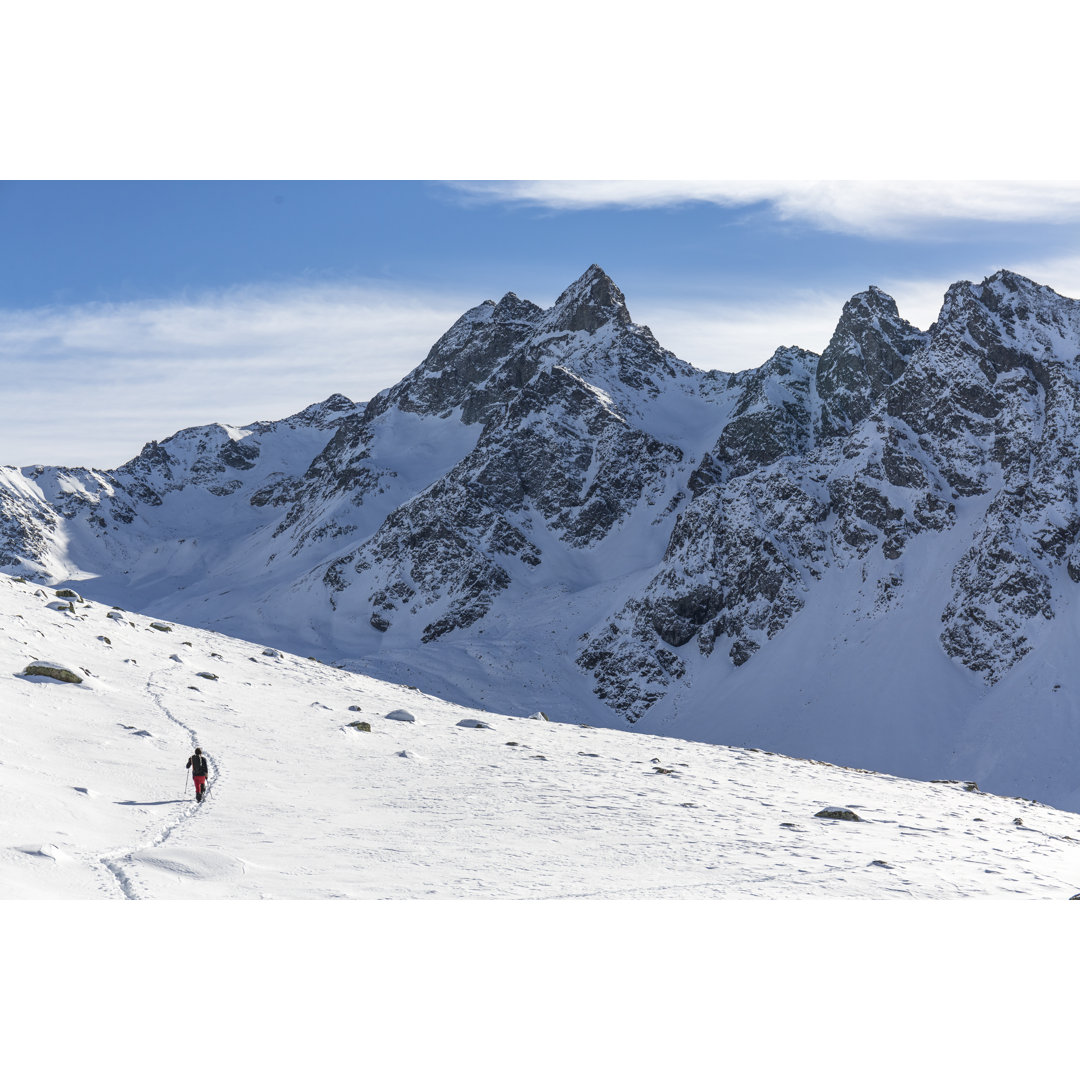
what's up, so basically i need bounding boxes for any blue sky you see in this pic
[4,180,1080,468]
[7,180,1080,311]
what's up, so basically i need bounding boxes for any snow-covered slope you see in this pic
[6,266,1080,812]
[5,575,1080,899]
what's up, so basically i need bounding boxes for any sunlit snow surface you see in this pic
[4,574,1080,899]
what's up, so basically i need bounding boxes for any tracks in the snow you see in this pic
[97,669,219,899]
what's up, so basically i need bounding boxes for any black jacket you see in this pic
[187,753,208,777]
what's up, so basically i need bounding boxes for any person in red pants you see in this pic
[186,747,209,802]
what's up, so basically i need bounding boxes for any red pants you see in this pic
[193,774,207,796]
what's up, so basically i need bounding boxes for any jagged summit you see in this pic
[542,264,632,334]
[492,291,543,324]
[938,270,1064,314]
[815,283,926,438]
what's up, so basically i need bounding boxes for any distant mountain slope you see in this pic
[5,266,1080,808]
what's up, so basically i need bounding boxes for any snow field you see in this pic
[5,573,1080,899]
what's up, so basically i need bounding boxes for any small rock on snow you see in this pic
[815,807,863,822]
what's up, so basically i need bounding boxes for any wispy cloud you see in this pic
[448,181,1080,238]
[0,283,474,469]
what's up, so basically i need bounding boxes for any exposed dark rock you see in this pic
[23,661,83,683]
[815,807,863,821]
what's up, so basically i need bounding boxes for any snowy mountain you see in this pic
[5,265,1080,810]
[5,574,1080,898]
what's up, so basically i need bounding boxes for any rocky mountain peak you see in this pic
[928,270,1080,379]
[985,268,1031,289]
[492,291,543,324]
[847,284,902,320]
[542,264,632,334]
[285,393,359,427]
[816,284,926,439]
[975,269,1073,326]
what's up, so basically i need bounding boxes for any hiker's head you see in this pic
[195,747,202,754]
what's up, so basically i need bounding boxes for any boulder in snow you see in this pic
[386,709,416,723]
[195,671,219,681]
[106,611,125,622]
[456,718,494,729]
[346,720,372,732]
[54,589,83,601]
[149,622,173,632]
[814,807,863,822]
[22,660,83,684]
[262,648,282,658]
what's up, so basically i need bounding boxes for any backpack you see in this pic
[191,754,207,775]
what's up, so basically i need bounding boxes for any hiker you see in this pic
[186,747,209,802]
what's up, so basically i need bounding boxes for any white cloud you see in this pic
[448,182,1080,239]
[0,283,474,469]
